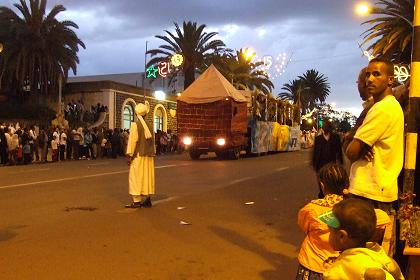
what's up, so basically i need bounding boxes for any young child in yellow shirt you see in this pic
[320,198,404,280]
[296,163,391,280]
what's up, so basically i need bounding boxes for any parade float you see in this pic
[177,64,301,160]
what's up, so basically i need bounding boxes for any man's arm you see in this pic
[345,138,373,162]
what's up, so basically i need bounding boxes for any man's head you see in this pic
[319,198,376,251]
[322,120,334,135]
[357,67,370,101]
[366,58,394,102]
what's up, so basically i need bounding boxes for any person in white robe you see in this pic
[125,101,155,208]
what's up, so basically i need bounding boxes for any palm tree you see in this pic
[278,70,330,114]
[0,0,85,97]
[146,21,225,89]
[361,0,414,64]
[278,79,309,113]
[298,69,330,111]
[211,48,274,95]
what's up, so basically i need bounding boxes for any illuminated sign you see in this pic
[171,54,183,67]
[158,62,171,77]
[394,65,410,83]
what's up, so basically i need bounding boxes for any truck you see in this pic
[177,64,301,160]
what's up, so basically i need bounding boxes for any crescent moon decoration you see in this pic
[0,43,3,53]
[394,65,410,83]
[363,50,375,61]
[171,54,184,67]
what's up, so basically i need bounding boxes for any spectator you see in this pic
[312,120,343,198]
[38,127,48,163]
[51,135,59,162]
[320,199,404,280]
[59,129,67,161]
[346,58,404,213]
[23,141,31,164]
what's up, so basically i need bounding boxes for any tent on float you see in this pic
[177,64,247,104]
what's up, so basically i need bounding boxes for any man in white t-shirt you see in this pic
[346,58,404,212]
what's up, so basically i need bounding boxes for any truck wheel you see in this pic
[189,150,201,160]
[230,147,240,160]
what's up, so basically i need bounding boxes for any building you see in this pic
[64,72,182,133]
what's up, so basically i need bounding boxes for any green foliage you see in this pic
[208,49,274,95]
[278,69,330,114]
[146,21,226,89]
[0,102,55,120]
[361,0,414,64]
[0,0,85,96]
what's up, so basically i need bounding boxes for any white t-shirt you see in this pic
[349,95,404,202]
[60,132,67,145]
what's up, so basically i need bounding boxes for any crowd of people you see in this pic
[0,122,181,166]
[298,58,407,279]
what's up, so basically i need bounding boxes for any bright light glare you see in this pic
[154,90,166,100]
[0,43,3,53]
[183,137,192,146]
[244,48,256,61]
[355,3,371,16]
[307,119,313,124]
[216,138,226,146]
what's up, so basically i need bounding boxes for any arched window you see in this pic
[123,104,134,130]
[154,107,164,132]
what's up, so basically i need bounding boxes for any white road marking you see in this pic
[227,176,254,185]
[276,167,290,172]
[0,164,184,190]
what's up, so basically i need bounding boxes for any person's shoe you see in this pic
[125,202,142,208]
[140,197,152,208]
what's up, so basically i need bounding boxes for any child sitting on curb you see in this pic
[296,163,391,280]
[320,198,404,280]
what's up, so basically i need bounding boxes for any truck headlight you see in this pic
[216,138,226,146]
[183,136,192,146]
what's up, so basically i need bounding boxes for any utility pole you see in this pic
[403,0,420,201]
[143,41,148,102]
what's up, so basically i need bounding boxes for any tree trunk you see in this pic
[183,66,195,89]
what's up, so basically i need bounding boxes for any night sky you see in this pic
[0,0,377,115]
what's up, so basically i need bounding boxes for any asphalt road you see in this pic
[0,150,318,280]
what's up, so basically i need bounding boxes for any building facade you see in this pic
[64,80,177,133]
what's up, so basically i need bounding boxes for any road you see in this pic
[0,150,317,280]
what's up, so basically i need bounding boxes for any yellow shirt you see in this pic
[297,195,391,273]
[350,95,404,202]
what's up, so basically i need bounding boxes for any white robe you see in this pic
[126,122,155,196]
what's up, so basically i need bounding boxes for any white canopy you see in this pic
[177,64,247,104]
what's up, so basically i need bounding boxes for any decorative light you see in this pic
[158,62,171,77]
[154,90,166,100]
[171,54,184,67]
[394,65,410,83]
[0,43,3,53]
[146,65,158,78]
[176,92,182,97]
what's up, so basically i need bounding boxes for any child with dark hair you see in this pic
[296,163,349,280]
[296,164,391,280]
[320,198,403,280]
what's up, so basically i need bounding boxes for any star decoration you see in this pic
[146,65,158,78]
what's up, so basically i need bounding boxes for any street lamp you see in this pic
[355,2,413,28]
